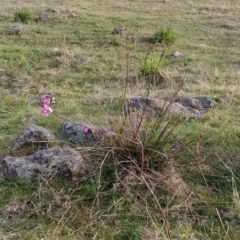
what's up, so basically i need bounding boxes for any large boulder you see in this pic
[61,121,114,147]
[1,145,91,182]
[13,124,55,150]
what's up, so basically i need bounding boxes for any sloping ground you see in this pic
[0,0,240,239]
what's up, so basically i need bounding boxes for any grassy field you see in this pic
[1,0,240,239]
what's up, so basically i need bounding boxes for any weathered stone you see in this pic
[112,26,126,35]
[35,11,49,21]
[61,121,114,146]
[122,97,161,117]
[34,8,77,22]
[47,8,60,13]
[122,96,215,120]
[1,145,91,182]
[4,24,27,35]
[175,96,216,110]
[167,101,202,117]
[1,202,28,221]
[13,124,55,150]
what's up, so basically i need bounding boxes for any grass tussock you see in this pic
[153,28,177,46]
[13,10,32,23]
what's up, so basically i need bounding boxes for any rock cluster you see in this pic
[0,95,215,182]
[0,124,94,182]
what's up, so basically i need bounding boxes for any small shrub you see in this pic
[153,28,177,46]
[14,10,32,24]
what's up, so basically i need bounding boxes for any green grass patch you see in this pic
[14,10,33,24]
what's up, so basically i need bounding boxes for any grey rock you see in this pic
[168,101,202,117]
[112,26,126,35]
[34,8,76,22]
[123,96,215,120]
[13,124,55,150]
[122,97,161,117]
[1,202,28,221]
[47,8,60,13]
[175,96,216,110]
[4,24,27,35]
[35,11,49,21]
[194,96,216,109]
[61,121,114,147]
[1,145,91,181]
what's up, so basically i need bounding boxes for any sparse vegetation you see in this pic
[139,52,165,79]
[153,28,177,46]
[13,9,32,23]
[1,0,240,239]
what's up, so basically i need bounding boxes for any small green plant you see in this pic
[14,10,32,24]
[109,35,121,46]
[139,53,165,77]
[153,28,177,46]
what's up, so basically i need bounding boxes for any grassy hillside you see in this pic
[1,0,240,239]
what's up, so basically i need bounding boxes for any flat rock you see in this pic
[122,96,215,120]
[4,24,27,35]
[13,124,55,150]
[1,145,91,182]
[174,96,216,110]
[35,8,77,22]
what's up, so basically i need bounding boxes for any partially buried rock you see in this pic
[122,97,202,119]
[61,121,114,147]
[4,24,27,35]
[112,26,126,35]
[13,124,55,150]
[174,96,216,110]
[35,11,49,21]
[1,202,28,221]
[1,145,91,182]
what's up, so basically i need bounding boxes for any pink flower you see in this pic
[40,95,53,116]
[41,104,53,116]
[82,125,89,133]
[41,95,51,105]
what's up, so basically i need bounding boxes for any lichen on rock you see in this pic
[2,145,91,182]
